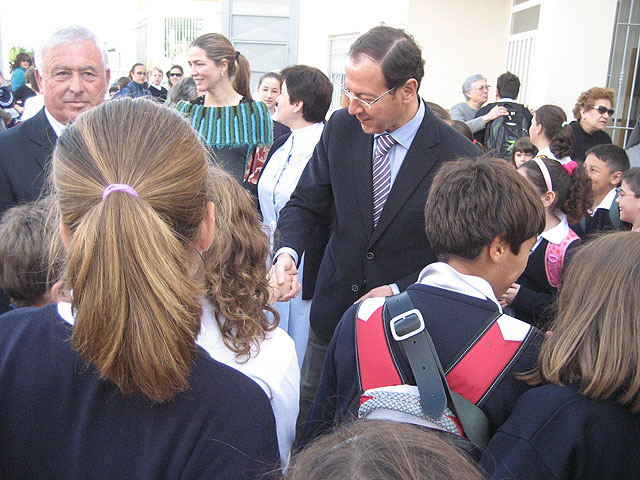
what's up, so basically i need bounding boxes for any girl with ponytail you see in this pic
[500,156,593,329]
[529,104,575,164]
[176,33,274,192]
[0,98,279,479]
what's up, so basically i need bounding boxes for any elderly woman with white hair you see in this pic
[450,73,507,135]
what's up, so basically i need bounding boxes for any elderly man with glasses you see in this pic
[271,25,480,440]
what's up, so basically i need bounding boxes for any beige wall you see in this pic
[527,0,617,119]
[296,0,410,71]
[409,0,512,110]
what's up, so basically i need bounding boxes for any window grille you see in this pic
[164,18,204,58]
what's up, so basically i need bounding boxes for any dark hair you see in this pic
[585,144,630,175]
[108,86,118,94]
[621,167,640,195]
[425,157,544,261]
[24,67,39,93]
[285,420,484,480]
[512,137,537,158]
[0,198,58,307]
[519,158,593,223]
[117,76,129,90]
[128,62,145,79]
[496,71,520,99]
[191,33,252,99]
[349,25,425,89]
[451,120,473,142]
[573,86,615,120]
[426,102,452,125]
[258,71,281,88]
[280,65,333,124]
[166,64,184,85]
[10,52,32,73]
[535,105,574,159]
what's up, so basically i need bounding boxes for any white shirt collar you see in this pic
[44,107,66,137]
[536,147,572,165]
[592,188,618,215]
[539,212,570,245]
[417,262,502,312]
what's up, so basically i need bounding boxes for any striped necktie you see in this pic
[372,133,397,226]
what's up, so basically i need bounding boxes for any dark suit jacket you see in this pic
[276,101,481,341]
[258,131,333,301]
[0,108,57,216]
[0,108,57,313]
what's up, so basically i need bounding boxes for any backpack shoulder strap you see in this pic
[545,229,580,289]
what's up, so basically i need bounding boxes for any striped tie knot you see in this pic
[374,133,397,159]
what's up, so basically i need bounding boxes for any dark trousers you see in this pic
[294,326,330,446]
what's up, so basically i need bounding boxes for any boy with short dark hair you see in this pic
[300,157,546,446]
[0,199,62,308]
[578,144,631,236]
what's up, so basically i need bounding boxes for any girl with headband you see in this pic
[0,98,280,478]
[500,156,592,329]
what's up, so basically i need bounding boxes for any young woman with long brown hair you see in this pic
[483,231,640,479]
[0,98,280,479]
[176,33,273,191]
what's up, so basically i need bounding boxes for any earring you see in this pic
[220,71,224,77]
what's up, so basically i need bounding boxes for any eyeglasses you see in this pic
[133,71,147,76]
[616,186,640,198]
[593,105,614,116]
[472,85,490,92]
[342,84,396,108]
[169,72,183,77]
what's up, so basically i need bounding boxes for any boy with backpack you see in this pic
[298,157,547,449]
[475,72,532,158]
[574,144,631,237]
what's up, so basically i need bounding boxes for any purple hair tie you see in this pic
[102,183,139,200]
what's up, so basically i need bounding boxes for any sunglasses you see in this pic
[592,105,614,116]
[169,72,183,77]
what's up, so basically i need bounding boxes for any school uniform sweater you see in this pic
[300,263,544,446]
[481,383,640,480]
[0,304,280,479]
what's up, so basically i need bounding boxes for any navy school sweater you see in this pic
[0,304,280,480]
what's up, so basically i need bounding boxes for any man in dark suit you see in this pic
[272,26,480,433]
[0,25,110,312]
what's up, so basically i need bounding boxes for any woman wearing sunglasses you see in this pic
[166,65,184,89]
[570,86,615,163]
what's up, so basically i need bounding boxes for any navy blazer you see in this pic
[276,101,481,341]
[0,107,57,314]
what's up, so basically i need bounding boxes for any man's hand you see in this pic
[273,253,301,302]
[500,283,520,307]
[356,284,393,303]
[482,105,508,124]
[267,264,300,304]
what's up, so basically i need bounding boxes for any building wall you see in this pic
[409,0,512,110]
[528,0,617,119]
[296,0,410,72]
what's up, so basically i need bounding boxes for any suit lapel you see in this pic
[24,109,58,170]
[351,128,375,239]
[369,102,440,245]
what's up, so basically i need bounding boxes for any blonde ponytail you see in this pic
[53,98,209,402]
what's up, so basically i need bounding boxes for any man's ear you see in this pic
[35,69,45,94]
[60,223,71,250]
[399,78,418,103]
[197,202,215,252]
